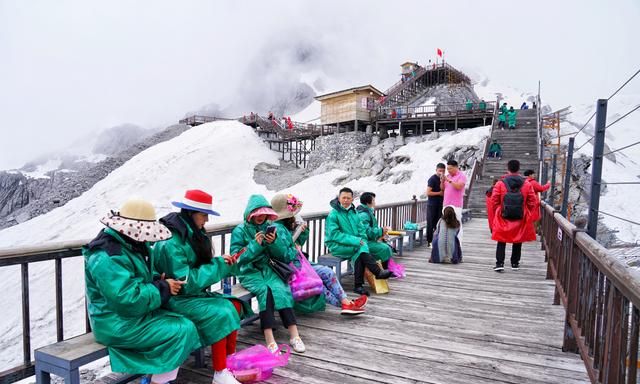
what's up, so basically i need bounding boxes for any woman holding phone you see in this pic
[153,190,252,384]
[230,194,306,354]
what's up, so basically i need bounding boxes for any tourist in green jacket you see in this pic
[269,193,367,315]
[507,107,518,129]
[84,199,200,384]
[356,192,392,266]
[153,190,252,384]
[325,187,393,296]
[230,194,306,353]
[465,99,473,111]
[479,99,487,111]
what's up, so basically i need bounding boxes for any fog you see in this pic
[1,0,638,169]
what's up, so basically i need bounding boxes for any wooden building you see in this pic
[315,85,384,131]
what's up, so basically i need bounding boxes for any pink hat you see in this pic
[247,206,278,222]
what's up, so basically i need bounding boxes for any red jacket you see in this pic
[490,173,537,243]
[526,179,550,222]
[485,187,495,232]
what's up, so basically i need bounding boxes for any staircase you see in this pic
[467,108,539,217]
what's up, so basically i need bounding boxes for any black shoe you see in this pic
[377,269,394,279]
[493,263,504,272]
[511,263,520,270]
[354,286,370,296]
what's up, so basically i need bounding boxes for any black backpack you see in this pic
[501,176,525,220]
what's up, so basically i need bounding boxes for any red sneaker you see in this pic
[341,302,365,316]
[353,294,368,308]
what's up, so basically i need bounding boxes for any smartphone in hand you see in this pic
[265,225,277,236]
[232,248,246,261]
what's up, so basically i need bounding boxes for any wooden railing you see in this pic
[540,201,640,383]
[376,101,496,121]
[0,198,427,382]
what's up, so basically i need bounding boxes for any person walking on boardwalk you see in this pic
[356,192,393,266]
[442,159,467,238]
[325,187,394,296]
[490,160,537,272]
[425,163,446,246]
[268,193,367,315]
[230,194,306,354]
[153,190,253,384]
[83,199,201,384]
[507,106,518,129]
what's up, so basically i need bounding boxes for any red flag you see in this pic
[437,48,443,57]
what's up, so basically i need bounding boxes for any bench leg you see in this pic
[397,238,404,256]
[193,347,206,368]
[35,365,51,384]
[418,229,424,246]
[408,233,415,251]
[335,263,342,282]
[65,368,80,384]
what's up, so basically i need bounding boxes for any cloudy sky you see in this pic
[1,0,638,169]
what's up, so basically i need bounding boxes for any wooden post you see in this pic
[420,120,424,136]
[354,119,358,132]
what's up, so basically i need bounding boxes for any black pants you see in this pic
[259,288,296,330]
[354,252,383,287]
[496,242,522,265]
[427,203,443,243]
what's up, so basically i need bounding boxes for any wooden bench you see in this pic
[34,333,140,384]
[317,254,353,282]
[386,234,404,256]
[35,286,258,382]
[405,221,427,251]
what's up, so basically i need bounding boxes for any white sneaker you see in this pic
[213,368,241,384]
[267,342,278,354]
[290,336,306,353]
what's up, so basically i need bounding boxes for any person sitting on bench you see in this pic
[231,194,306,354]
[153,190,253,384]
[356,192,393,267]
[488,139,503,159]
[269,193,367,316]
[83,199,201,384]
[324,187,393,296]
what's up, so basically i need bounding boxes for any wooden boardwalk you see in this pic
[176,219,590,384]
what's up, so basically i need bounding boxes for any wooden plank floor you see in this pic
[176,219,590,384]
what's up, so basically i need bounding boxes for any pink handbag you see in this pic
[226,344,291,382]
[388,258,406,279]
[289,251,324,301]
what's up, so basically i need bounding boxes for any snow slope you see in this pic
[0,120,490,373]
[564,94,640,244]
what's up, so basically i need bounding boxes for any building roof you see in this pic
[401,61,418,67]
[315,85,384,101]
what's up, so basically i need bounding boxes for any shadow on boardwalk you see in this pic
[177,219,589,384]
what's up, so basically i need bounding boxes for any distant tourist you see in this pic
[507,107,518,129]
[498,110,507,129]
[532,101,537,109]
[83,199,200,384]
[429,205,462,264]
[324,187,394,296]
[488,139,502,159]
[485,179,500,233]
[479,99,487,111]
[489,160,537,272]
[500,102,508,115]
[231,194,306,354]
[425,163,446,247]
[520,102,529,110]
[523,169,551,223]
[465,99,473,111]
[391,109,397,119]
[443,159,467,238]
[154,190,252,384]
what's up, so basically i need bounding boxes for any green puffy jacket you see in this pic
[324,198,369,264]
[230,195,294,312]
[500,104,508,114]
[489,142,502,152]
[507,109,518,125]
[479,101,487,111]
[84,228,200,374]
[498,112,506,122]
[268,220,326,314]
[356,205,392,262]
[152,213,253,346]
[465,100,473,110]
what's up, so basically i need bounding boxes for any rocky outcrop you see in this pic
[0,124,191,229]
